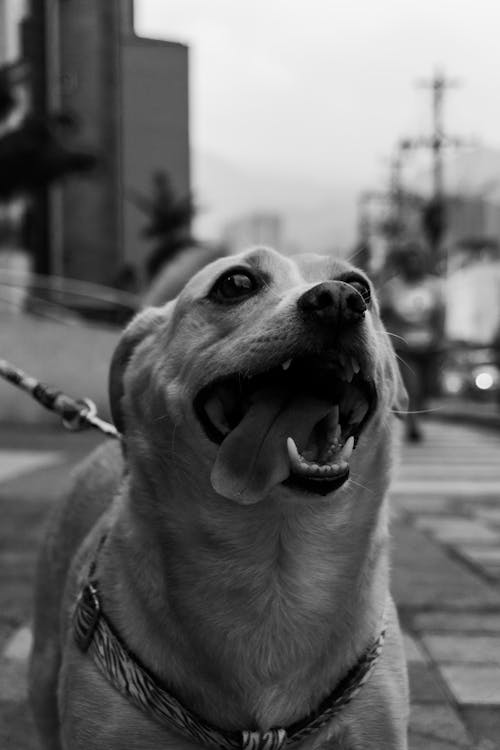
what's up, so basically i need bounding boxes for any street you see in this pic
[0,419,499,749]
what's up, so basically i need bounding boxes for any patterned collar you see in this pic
[73,538,387,750]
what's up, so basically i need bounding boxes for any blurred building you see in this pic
[222,212,283,253]
[444,205,500,344]
[0,0,25,65]
[361,146,500,345]
[0,0,31,311]
[20,0,190,287]
[446,256,500,344]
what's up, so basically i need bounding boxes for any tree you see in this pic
[0,66,96,202]
[129,171,198,281]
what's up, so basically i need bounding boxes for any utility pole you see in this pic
[389,139,409,240]
[418,69,461,203]
[401,68,465,270]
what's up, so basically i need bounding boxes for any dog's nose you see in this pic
[298,281,366,326]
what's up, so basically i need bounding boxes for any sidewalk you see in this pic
[428,396,500,431]
[0,421,499,749]
[0,428,102,750]
[391,419,500,750]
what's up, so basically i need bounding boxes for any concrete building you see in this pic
[0,0,31,311]
[21,0,190,287]
[0,0,26,64]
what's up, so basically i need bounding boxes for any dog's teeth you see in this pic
[204,395,230,435]
[340,436,354,460]
[287,437,302,469]
[287,437,348,478]
[281,359,292,371]
[351,357,360,375]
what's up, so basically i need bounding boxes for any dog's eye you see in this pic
[345,277,371,305]
[210,270,258,302]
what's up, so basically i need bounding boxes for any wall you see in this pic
[59,0,122,285]
[121,36,190,272]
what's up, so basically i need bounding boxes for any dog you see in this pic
[29,247,409,749]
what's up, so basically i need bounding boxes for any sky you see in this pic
[135,0,500,245]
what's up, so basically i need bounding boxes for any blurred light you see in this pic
[475,371,494,390]
[442,371,463,395]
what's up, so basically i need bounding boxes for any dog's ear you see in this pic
[109,308,165,434]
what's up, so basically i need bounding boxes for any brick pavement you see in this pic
[0,421,499,749]
[392,420,500,750]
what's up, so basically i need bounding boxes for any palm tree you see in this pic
[129,171,198,281]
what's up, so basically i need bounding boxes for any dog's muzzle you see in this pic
[194,351,376,504]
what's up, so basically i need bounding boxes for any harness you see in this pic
[73,534,388,750]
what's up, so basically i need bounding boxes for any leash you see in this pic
[0,359,121,440]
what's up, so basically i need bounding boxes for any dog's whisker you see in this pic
[371,330,409,346]
[344,247,368,264]
[259,277,282,300]
[153,412,170,423]
[394,354,415,376]
[390,407,444,415]
[384,332,409,344]
[374,276,397,292]
[348,476,375,493]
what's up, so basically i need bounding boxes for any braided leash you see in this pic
[0,359,121,440]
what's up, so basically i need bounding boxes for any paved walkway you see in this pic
[0,422,499,749]
[392,420,500,750]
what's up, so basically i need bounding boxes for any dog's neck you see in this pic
[102,432,392,733]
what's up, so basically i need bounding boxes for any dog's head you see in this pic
[110,248,406,505]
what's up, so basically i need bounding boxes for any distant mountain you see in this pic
[191,151,358,255]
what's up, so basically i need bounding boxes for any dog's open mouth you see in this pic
[194,354,376,503]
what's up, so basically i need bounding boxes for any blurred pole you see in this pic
[22,0,50,276]
[402,69,463,273]
[430,70,445,204]
[45,0,63,278]
[390,143,406,245]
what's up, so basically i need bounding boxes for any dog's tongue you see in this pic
[211,386,332,504]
